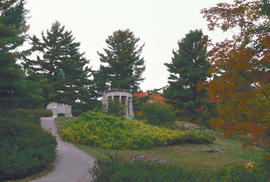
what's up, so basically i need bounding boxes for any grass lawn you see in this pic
[56,117,265,171]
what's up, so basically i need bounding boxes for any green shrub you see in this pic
[0,109,52,117]
[0,109,52,127]
[59,111,215,150]
[106,100,126,118]
[141,103,176,126]
[91,155,211,182]
[213,162,269,182]
[91,155,268,182]
[0,109,56,181]
[72,102,102,117]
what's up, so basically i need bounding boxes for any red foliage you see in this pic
[197,106,204,112]
[210,96,217,103]
[134,92,148,97]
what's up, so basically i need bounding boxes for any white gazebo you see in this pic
[102,89,134,119]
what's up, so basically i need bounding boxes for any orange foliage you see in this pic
[202,0,270,148]
[148,92,170,107]
[134,92,171,106]
[133,92,172,118]
[206,38,270,145]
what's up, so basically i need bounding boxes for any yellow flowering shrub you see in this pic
[60,111,215,149]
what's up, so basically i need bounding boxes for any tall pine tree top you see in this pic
[97,29,145,93]
[165,30,209,87]
[25,21,95,105]
[164,29,210,120]
[0,0,29,108]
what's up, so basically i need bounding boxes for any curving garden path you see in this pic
[32,117,95,182]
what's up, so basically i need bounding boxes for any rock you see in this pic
[183,123,199,129]
[133,155,147,161]
[176,122,199,130]
[152,157,167,163]
[132,155,167,163]
[204,148,223,153]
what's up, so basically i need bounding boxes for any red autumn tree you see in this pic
[201,0,270,146]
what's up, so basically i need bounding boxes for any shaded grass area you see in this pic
[76,138,263,171]
[56,117,264,171]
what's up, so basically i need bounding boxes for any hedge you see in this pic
[0,109,56,181]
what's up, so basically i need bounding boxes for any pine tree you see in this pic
[0,0,41,109]
[92,66,108,97]
[97,29,145,93]
[163,30,210,120]
[25,21,95,105]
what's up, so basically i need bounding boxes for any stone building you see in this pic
[102,89,134,119]
[47,102,72,117]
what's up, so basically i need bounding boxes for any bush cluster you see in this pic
[213,161,269,182]
[91,155,269,182]
[0,109,52,127]
[59,111,215,150]
[91,155,210,182]
[0,109,56,181]
[106,100,126,118]
[141,103,176,126]
[72,101,102,117]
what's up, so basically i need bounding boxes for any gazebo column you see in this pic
[119,93,122,103]
[129,97,132,117]
[125,96,129,117]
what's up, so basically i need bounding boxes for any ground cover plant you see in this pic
[58,111,215,150]
[0,109,56,181]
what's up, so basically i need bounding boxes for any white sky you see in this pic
[25,0,234,91]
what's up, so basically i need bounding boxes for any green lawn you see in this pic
[56,117,265,171]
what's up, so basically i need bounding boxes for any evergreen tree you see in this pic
[92,66,108,97]
[25,21,95,105]
[97,29,145,93]
[0,0,42,109]
[163,30,210,120]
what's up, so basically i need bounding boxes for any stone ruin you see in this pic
[102,89,134,119]
[47,102,72,117]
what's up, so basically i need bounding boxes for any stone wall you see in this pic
[47,102,72,117]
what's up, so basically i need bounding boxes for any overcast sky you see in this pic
[25,0,234,91]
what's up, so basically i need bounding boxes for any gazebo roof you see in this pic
[104,88,131,93]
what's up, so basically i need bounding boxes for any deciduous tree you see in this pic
[201,0,270,146]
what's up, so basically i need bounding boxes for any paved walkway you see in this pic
[32,117,95,182]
